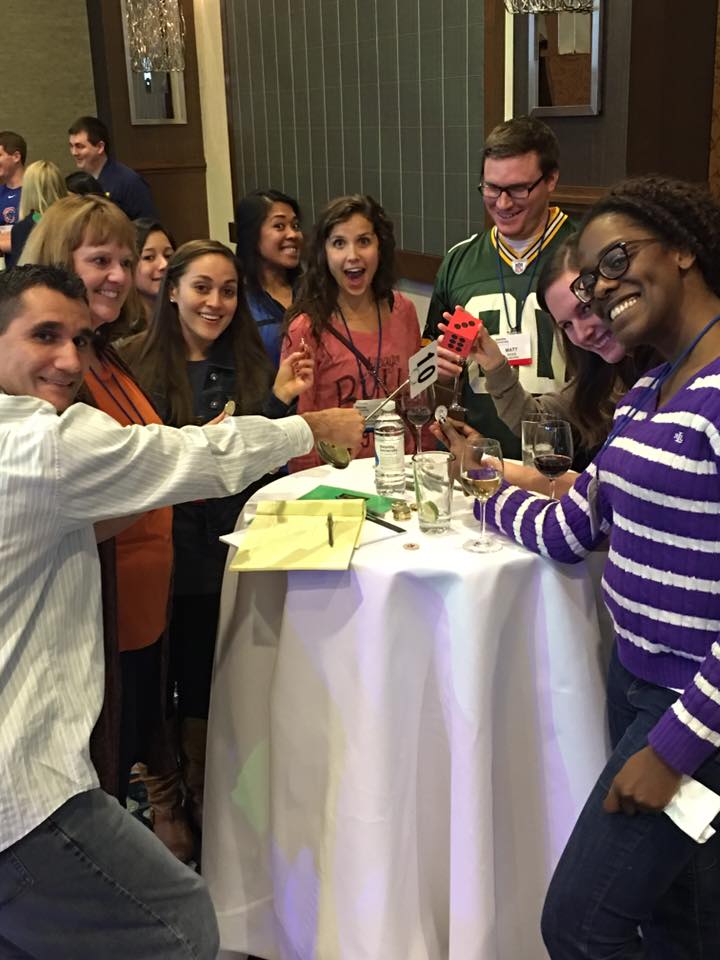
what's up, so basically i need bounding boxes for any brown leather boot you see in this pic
[181,717,208,829]
[140,762,195,863]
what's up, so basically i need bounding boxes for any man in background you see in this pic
[0,131,26,264]
[68,115,158,220]
[424,116,574,458]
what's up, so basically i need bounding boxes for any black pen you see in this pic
[364,512,406,534]
[333,494,405,533]
[327,512,334,547]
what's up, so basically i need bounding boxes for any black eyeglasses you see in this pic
[477,173,546,201]
[570,239,660,304]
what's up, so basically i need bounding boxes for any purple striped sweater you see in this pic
[484,358,720,776]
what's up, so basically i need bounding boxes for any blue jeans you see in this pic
[542,648,720,959]
[0,789,218,959]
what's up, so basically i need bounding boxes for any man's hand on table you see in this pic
[302,408,364,455]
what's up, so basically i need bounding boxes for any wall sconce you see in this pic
[123,0,186,73]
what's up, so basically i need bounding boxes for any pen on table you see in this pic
[364,512,406,534]
[333,494,405,533]
[327,512,334,547]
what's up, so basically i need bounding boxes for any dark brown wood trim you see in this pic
[134,162,207,175]
[395,249,443,285]
[484,0,506,139]
[553,184,606,218]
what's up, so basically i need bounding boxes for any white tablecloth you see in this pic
[204,460,610,960]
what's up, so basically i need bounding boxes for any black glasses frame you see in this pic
[477,173,546,202]
[570,238,660,304]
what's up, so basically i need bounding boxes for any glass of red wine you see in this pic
[400,384,435,454]
[532,419,574,500]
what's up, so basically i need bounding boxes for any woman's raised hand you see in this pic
[273,349,315,404]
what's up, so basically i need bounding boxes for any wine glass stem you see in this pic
[451,374,459,406]
[550,478,556,501]
[415,426,422,454]
[479,498,487,544]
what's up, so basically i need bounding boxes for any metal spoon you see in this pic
[316,378,411,469]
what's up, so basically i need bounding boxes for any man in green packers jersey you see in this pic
[424,116,575,458]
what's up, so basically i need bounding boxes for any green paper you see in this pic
[299,484,394,516]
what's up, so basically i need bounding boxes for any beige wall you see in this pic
[194,0,234,243]
[0,0,96,175]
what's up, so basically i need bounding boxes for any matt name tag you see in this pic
[492,332,532,366]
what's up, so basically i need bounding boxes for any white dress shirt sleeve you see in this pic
[53,402,314,530]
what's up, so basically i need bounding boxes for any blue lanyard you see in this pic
[495,212,550,334]
[601,312,720,453]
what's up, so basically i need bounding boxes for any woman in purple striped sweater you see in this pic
[449,176,720,957]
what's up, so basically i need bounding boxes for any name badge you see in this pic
[492,332,532,366]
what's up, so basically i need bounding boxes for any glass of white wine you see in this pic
[461,438,504,553]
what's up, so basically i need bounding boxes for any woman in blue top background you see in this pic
[235,188,303,367]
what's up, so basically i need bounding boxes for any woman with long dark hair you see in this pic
[436,235,656,492]
[282,193,420,471]
[121,239,312,841]
[485,238,650,447]
[235,188,303,367]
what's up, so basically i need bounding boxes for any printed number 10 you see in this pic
[409,342,438,397]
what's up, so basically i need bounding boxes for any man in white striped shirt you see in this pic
[0,264,363,958]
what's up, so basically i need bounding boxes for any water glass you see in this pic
[413,451,455,534]
[521,415,545,467]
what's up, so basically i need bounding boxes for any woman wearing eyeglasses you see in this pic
[435,235,657,495]
[460,175,720,957]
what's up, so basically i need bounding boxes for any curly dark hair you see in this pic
[285,194,396,341]
[579,175,720,298]
[235,189,302,297]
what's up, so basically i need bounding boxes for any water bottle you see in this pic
[374,402,406,496]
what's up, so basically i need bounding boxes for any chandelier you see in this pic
[124,0,186,73]
[504,0,594,12]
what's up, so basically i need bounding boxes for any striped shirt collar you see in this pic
[491,206,569,270]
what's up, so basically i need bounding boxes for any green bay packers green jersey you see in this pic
[425,207,576,458]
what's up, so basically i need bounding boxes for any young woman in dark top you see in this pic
[121,239,312,837]
[235,188,303,367]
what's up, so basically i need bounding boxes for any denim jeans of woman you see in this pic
[541,646,720,959]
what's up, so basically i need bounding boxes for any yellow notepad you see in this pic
[228,499,365,572]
